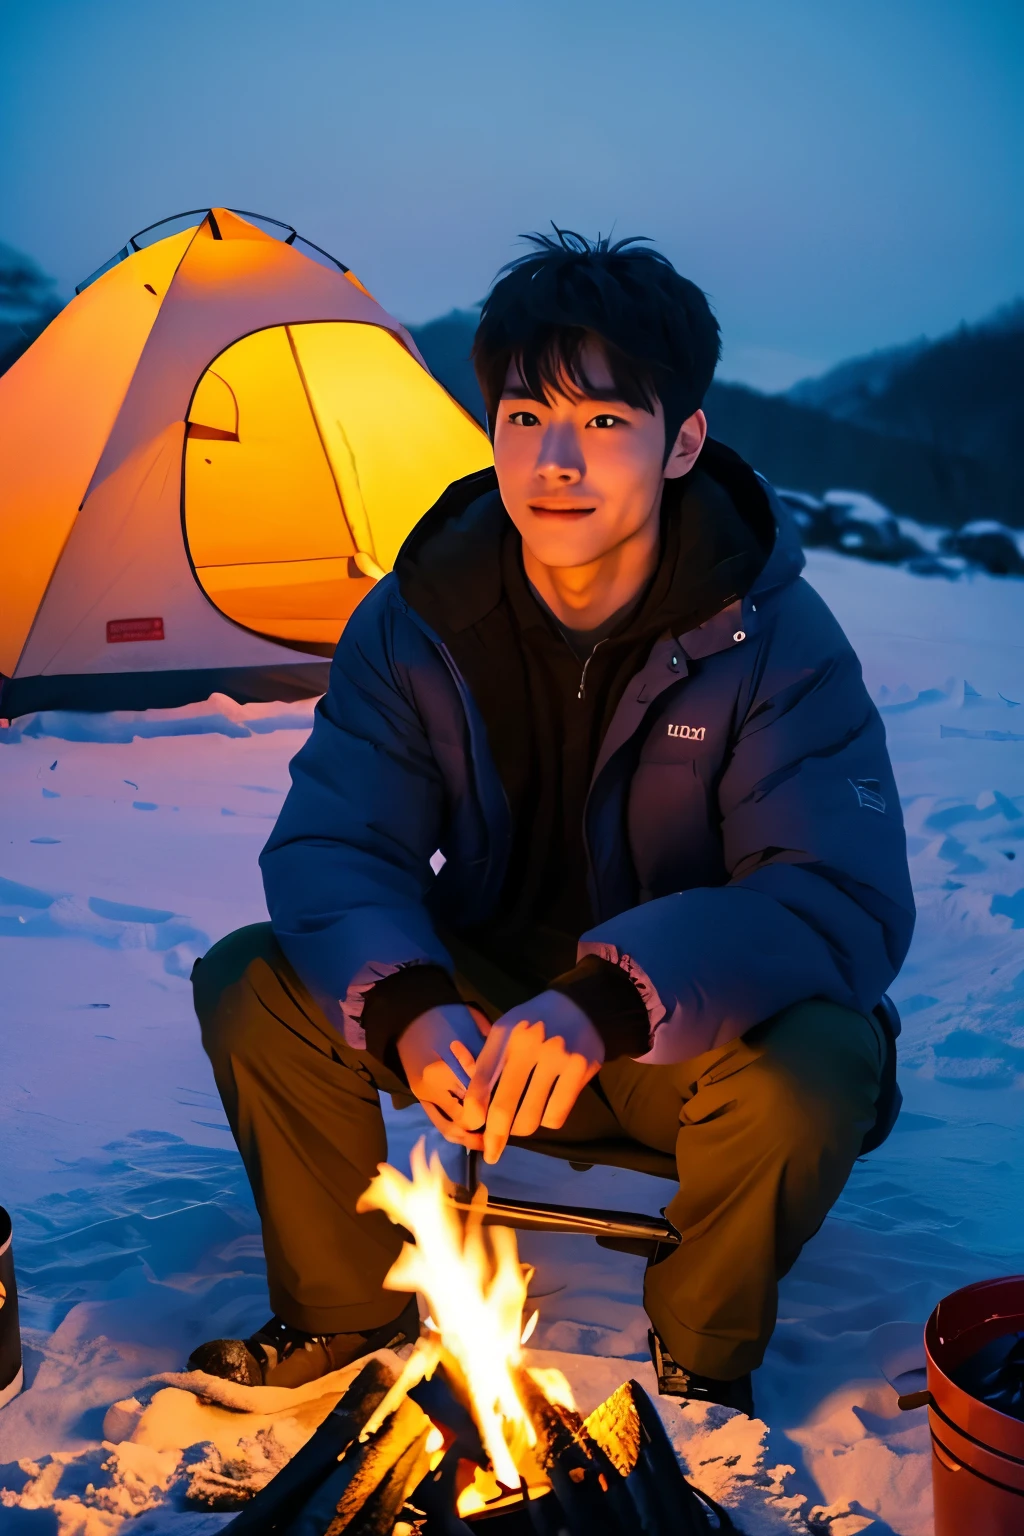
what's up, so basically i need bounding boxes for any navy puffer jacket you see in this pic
[261,463,915,1063]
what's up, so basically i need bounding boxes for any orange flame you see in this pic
[357,1139,573,1492]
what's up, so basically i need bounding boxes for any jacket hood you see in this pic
[750,477,806,597]
[394,438,804,648]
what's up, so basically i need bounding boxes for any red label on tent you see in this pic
[106,617,165,643]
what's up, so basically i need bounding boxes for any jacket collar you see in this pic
[675,478,805,662]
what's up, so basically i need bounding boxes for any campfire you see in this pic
[225,1140,733,1534]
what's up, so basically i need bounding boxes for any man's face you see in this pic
[492,340,695,572]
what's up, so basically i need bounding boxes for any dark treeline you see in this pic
[0,244,62,376]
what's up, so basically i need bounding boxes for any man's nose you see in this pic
[536,422,584,484]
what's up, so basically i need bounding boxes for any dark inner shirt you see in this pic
[480,535,661,988]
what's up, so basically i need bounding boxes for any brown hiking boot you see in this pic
[187,1294,421,1388]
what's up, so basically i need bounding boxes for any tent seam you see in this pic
[283,323,365,558]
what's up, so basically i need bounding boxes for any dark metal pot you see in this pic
[0,1206,23,1410]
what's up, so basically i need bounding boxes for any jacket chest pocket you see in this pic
[627,755,728,898]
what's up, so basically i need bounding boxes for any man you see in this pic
[189,231,914,1415]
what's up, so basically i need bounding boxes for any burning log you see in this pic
[583,1382,640,1478]
[324,1403,431,1536]
[592,1379,737,1535]
[519,1372,738,1535]
[516,1367,625,1532]
[241,1392,433,1536]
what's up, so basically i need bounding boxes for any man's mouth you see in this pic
[528,504,596,519]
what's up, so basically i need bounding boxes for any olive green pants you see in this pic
[193,922,885,1379]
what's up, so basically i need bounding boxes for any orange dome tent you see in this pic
[0,208,492,718]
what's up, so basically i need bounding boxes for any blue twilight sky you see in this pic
[1,0,1022,390]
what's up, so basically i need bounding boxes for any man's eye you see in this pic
[508,410,540,426]
[588,413,622,429]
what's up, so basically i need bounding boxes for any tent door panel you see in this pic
[183,319,492,651]
[184,324,363,646]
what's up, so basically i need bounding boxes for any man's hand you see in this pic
[397,1003,489,1149]
[460,991,604,1164]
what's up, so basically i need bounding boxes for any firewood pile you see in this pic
[222,1354,735,1534]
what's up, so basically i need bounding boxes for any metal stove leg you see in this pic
[464,1146,480,1195]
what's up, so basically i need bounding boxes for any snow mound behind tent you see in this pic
[1,694,317,746]
[1,551,1023,1534]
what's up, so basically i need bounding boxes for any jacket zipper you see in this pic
[576,637,608,700]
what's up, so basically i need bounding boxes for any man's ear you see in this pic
[663,409,707,481]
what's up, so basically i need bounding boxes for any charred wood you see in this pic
[518,1371,627,1535]
[224,1358,398,1534]
[328,1427,431,1536]
[409,1367,486,1465]
[522,1375,738,1536]
[405,1446,473,1536]
[283,1397,430,1536]
[615,1383,738,1535]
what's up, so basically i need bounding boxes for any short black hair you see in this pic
[472,228,721,453]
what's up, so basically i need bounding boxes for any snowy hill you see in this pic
[787,301,1024,525]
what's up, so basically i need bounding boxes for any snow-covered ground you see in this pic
[1,551,1022,1534]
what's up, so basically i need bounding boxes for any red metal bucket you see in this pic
[924,1276,1024,1534]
